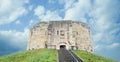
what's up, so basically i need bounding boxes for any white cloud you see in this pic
[41,11,62,21]
[34,5,62,21]
[9,7,27,21]
[28,5,33,11]
[0,0,28,25]
[64,0,75,9]
[92,32,103,42]
[0,29,29,48]
[94,42,120,52]
[94,45,103,51]
[29,20,34,26]
[48,0,56,4]
[108,43,120,49]
[58,0,75,9]
[15,20,21,25]
[34,6,45,19]
[90,0,120,45]
[64,0,91,22]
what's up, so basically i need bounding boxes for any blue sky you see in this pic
[0,0,120,61]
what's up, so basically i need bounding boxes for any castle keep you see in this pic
[27,20,93,52]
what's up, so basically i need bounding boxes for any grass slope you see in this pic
[73,50,117,62]
[0,49,57,62]
[0,49,116,62]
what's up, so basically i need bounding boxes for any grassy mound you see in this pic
[0,49,57,62]
[73,50,117,62]
[0,49,117,62]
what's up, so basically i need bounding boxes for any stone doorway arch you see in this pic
[57,42,69,50]
[60,45,66,49]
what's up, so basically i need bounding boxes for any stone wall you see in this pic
[72,22,93,52]
[27,20,93,53]
[27,22,48,50]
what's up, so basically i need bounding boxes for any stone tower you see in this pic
[27,20,93,53]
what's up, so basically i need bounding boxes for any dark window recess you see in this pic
[76,32,78,35]
[60,37,64,39]
[60,45,66,49]
[32,48,34,50]
[45,44,47,48]
[57,31,59,35]
[70,24,72,27]
[71,46,74,50]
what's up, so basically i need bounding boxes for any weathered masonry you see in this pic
[27,20,93,53]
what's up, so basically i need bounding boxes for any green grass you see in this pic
[0,49,58,62]
[73,50,117,62]
[0,49,117,62]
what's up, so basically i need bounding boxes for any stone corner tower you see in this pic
[27,20,93,53]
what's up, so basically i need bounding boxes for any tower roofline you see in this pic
[31,20,90,30]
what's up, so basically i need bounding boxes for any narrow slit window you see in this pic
[57,31,59,35]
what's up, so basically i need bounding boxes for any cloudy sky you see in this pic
[0,0,120,61]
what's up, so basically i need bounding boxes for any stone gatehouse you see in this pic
[27,20,93,53]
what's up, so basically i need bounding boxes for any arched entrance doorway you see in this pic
[57,42,69,50]
[60,45,66,49]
